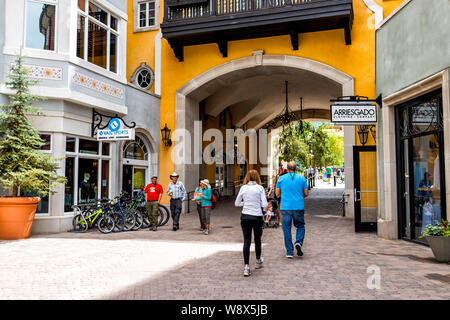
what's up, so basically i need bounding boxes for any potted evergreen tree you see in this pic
[420,220,450,263]
[0,56,66,240]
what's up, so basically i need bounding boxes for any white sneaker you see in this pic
[286,255,294,259]
[255,257,264,269]
[244,267,251,277]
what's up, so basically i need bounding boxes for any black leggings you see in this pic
[241,215,264,265]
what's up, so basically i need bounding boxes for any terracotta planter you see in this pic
[0,197,40,240]
[425,235,450,263]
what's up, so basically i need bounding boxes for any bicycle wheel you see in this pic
[123,210,136,231]
[158,205,170,226]
[131,210,143,231]
[140,207,151,229]
[111,212,125,232]
[72,214,88,232]
[97,215,115,234]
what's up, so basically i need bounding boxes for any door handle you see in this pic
[354,189,361,202]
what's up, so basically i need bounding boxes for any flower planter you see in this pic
[425,235,450,263]
[0,197,40,240]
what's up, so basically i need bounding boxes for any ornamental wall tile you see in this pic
[72,71,124,99]
[11,64,63,81]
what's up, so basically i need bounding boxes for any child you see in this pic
[264,201,274,224]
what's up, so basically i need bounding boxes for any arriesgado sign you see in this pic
[330,103,377,125]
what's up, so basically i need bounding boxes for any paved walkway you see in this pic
[0,186,449,300]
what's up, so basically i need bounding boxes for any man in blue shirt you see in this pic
[276,161,309,258]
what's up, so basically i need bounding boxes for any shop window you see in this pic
[79,139,98,154]
[101,160,109,199]
[123,136,148,160]
[396,90,446,242]
[77,0,119,73]
[39,134,51,151]
[64,137,111,212]
[66,136,76,152]
[102,142,110,156]
[78,158,98,204]
[25,1,56,51]
[64,157,75,212]
[21,189,49,214]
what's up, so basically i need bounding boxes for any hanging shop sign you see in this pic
[92,109,136,141]
[330,96,380,125]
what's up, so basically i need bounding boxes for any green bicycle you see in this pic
[72,200,115,234]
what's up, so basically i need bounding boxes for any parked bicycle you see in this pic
[108,194,136,232]
[72,199,115,234]
[119,189,170,229]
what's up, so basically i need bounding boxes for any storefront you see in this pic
[376,0,449,242]
[121,135,152,197]
[395,90,446,243]
[64,137,114,211]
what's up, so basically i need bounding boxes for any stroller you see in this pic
[263,198,279,228]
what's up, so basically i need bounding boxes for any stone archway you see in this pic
[174,53,356,217]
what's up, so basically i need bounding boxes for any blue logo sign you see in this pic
[108,118,121,132]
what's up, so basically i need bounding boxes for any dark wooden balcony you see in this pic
[161,0,353,61]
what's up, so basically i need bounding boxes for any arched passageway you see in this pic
[174,53,356,217]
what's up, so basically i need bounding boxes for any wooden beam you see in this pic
[168,39,184,62]
[289,30,299,51]
[344,24,351,45]
[216,35,228,57]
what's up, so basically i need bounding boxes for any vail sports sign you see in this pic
[96,118,135,141]
[330,99,377,125]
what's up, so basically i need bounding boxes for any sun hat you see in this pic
[200,179,211,189]
[170,172,180,178]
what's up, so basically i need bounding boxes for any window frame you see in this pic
[23,0,59,52]
[64,135,113,214]
[133,0,160,33]
[76,0,120,73]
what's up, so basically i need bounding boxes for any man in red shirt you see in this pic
[145,176,164,231]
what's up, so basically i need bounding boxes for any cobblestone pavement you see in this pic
[0,186,449,300]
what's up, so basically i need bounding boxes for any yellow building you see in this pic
[127,0,404,228]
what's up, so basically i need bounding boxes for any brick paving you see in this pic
[0,186,449,300]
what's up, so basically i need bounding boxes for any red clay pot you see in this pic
[0,197,40,240]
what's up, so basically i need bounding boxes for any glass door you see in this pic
[133,167,146,197]
[396,89,446,243]
[353,146,377,232]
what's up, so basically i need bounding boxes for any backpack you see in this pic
[211,194,217,209]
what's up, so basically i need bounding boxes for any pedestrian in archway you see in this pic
[193,179,206,231]
[145,176,163,231]
[195,179,213,235]
[267,174,281,225]
[167,172,187,231]
[276,161,309,258]
[235,170,268,277]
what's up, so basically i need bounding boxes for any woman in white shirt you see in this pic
[235,170,268,277]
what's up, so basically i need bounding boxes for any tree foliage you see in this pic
[0,56,66,197]
[277,122,344,170]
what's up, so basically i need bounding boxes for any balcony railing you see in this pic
[162,0,353,61]
[165,0,318,21]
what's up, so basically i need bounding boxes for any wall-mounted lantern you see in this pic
[161,123,172,147]
[357,125,370,146]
